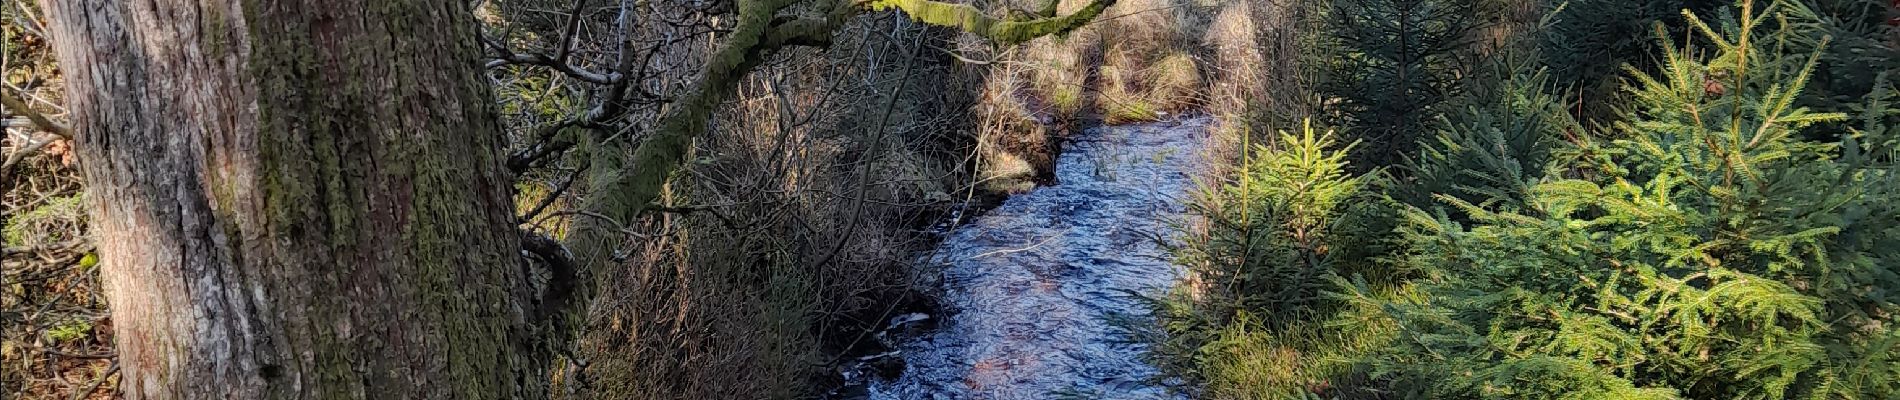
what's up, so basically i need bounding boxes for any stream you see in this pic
[866,117,1210,399]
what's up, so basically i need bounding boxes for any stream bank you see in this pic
[860,117,1211,399]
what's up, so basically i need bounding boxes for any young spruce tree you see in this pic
[1397,60,1582,217]
[1323,0,1484,169]
[1151,121,1402,398]
[1347,1,1900,397]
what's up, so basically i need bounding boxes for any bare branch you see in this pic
[520,230,579,329]
[68,362,119,400]
[482,34,622,84]
[519,162,587,222]
[507,120,581,173]
[3,240,92,258]
[767,17,839,48]
[554,0,590,62]
[1,87,71,140]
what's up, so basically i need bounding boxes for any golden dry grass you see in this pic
[961,0,1236,190]
[973,63,1051,194]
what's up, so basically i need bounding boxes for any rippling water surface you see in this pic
[869,118,1209,400]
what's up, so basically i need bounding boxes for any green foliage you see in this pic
[1193,120,1377,323]
[45,320,91,343]
[1840,73,1900,162]
[3,193,85,247]
[1150,120,1403,397]
[1538,0,1727,117]
[1323,0,1485,168]
[1107,99,1160,124]
[1780,0,1900,122]
[1157,1,1898,398]
[1398,62,1582,216]
[1347,3,1900,397]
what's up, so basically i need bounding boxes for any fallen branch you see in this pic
[4,241,91,256]
[481,34,622,84]
[2,130,60,178]
[45,349,116,359]
[0,87,71,140]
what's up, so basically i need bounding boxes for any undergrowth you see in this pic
[964,0,1228,194]
[1146,121,1405,399]
[3,1,116,398]
[1151,0,1900,398]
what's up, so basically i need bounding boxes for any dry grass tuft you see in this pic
[1144,51,1203,113]
[1088,0,1204,124]
[1024,32,1096,119]
[1195,0,1268,168]
[974,62,1053,193]
[960,0,1229,188]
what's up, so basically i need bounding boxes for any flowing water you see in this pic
[867,117,1210,399]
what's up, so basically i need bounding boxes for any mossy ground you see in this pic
[4,193,84,247]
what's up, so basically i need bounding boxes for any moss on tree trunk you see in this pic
[46,1,541,398]
[44,0,1119,397]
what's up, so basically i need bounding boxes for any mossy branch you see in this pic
[554,0,803,346]
[863,0,1116,45]
[549,0,1116,348]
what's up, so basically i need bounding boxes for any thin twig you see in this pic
[43,349,114,360]
[554,0,591,63]
[2,241,90,257]
[972,230,1067,259]
[68,362,118,400]
[810,26,926,268]
[481,34,622,84]
[2,131,59,178]
[519,162,589,222]
[649,203,741,230]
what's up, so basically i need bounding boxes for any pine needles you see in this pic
[1155,1,1899,398]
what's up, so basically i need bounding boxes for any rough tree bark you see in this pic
[46,1,542,398]
[43,0,1113,398]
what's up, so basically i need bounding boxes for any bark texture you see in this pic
[46,1,536,398]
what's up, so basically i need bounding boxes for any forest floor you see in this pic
[3,1,117,397]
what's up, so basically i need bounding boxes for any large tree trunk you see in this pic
[40,0,1120,397]
[46,1,542,398]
